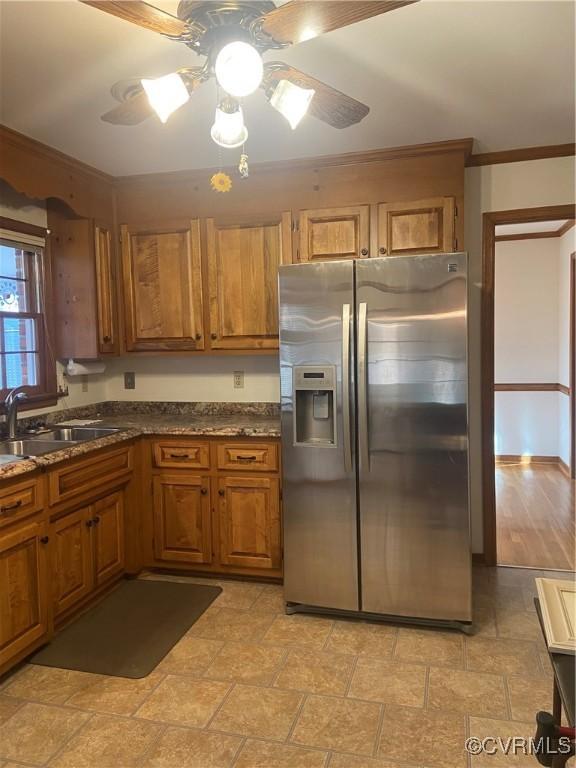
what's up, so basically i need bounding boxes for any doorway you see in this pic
[481,204,576,570]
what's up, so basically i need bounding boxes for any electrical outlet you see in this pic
[233,371,244,389]
[81,375,88,393]
[124,371,136,390]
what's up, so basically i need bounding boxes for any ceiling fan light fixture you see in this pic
[215,41,263,98]
[270,79,315,130]
[211,100,248,148]
[141,73,189,123]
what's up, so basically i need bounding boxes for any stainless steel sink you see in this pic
[0,439,75,456]
[31,427,120,442]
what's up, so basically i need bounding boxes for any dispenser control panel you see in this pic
[292,365,337,447]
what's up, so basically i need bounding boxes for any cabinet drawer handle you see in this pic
[0,499,23,514]
[167,453,192,460]
[218,489,225,496]
[200,488,208,495]
[40,536,49,544]
[237,455,257,462]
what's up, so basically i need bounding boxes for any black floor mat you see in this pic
[30,579,221,678]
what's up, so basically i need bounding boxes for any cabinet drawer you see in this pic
[49,446,132,506]
[216,442,278,472]
[0,476,43,528]
[153,441,210,470]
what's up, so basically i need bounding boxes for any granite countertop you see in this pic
[0,403,281,481]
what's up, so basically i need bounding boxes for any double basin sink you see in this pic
[0,427,121,459]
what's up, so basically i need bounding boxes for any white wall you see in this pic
[100,355,280,403]
[464,155,575,552]
[558,226,575,467]
[494,237,562,457]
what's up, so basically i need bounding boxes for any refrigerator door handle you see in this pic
[342,303,352,473]
[358,301,370,471]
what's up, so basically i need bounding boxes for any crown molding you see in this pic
[467,143,575,167]
[114,138,474,185]
[0,124,115,185]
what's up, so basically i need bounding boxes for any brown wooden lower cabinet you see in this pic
[153,474,212,564]
[217,475,281,571]
[51,490,126,618]
[52,506,93,617]
[0,519,50,670]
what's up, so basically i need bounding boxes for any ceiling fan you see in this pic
[83,0,418,146]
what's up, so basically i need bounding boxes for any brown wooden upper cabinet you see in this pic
[298,206,370,261]
[377,197,456,256]
[206,214,291,349]
[121,221,204,351]
[52,217,119,358]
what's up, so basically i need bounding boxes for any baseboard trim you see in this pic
[496,455,571,475]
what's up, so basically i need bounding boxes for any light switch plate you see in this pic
[124,371,136,390]
[233,371,244,389]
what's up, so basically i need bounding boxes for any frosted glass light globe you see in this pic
[215,41,263,98]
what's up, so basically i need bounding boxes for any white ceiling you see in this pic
[0,0,574,176]
[495,220,571,236]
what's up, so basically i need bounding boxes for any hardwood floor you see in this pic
[496,462,576,571]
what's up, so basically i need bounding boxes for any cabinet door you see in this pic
[298,206,369,262]
[93,492,125,586]
[95,225,118,355]
[121,221,204,351]
[153,475,212,563]
[0,521,49,668]
[378,197,455,256]
[52,506,94,617]
[206,213,291,349]
[217,476,281,570]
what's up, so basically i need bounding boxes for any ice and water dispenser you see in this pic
[293,365,337,446]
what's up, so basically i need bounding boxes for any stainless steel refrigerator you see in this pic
[279,252,471,626]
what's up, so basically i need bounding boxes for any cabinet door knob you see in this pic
[379,247,387,255]
[195,333,202,340]
[211,333,217,340]
[40,535,49,544]
[103,335,111,343]
[86,519,94,528]
[218,489,225,497]
[360,248,368,256]
[200,487,207,495]
[93,516,100,525]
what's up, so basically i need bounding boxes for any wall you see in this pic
[494,237,562,457]
[464,155,575,552]
[100,355,280,403]
[558,226,575,467]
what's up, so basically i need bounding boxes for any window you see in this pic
[0,231,54,403]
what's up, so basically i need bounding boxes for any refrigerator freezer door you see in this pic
[279,260,358,611]
[356,253,471,622]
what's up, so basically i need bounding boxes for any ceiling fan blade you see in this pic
[102,69,205,125]
[260,1,418,46]
[264,63,369,129]
[80,1,192,37]
[101,91,153,125]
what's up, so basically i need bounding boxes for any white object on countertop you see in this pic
[54,419,103,426]
[536,577,576,655]
[66,359,106,376]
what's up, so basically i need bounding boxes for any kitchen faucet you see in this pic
[3,386,29,439]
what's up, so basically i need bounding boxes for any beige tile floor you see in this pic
[0,567,574,768]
